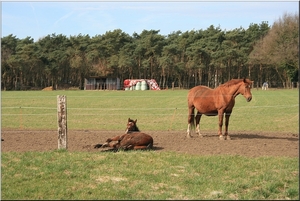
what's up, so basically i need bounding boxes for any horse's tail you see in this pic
[187,89,196,136]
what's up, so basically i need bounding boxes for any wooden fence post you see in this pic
[57,95,67,149]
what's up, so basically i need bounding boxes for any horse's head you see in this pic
[125,118,139,134]
[239,78,253,102]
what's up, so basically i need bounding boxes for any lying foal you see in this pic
[95,118,153,151]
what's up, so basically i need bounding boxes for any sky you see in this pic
[1,1,299,42]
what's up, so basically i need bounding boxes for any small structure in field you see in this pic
[84,76,120,90]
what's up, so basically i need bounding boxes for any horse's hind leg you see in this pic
[132,145,152,150]
[121,143,152,150]
[195,111,203,137]
[187,106,195,138]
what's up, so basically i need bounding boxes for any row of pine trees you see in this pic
[1,13,298,90]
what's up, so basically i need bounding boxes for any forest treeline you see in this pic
[1,12,298,90]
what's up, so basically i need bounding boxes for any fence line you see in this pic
[1,91,298,99]
[1,104,298,111]
[2,107,56,110]
[1,104,298,117]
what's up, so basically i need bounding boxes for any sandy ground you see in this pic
[1,129,298,157]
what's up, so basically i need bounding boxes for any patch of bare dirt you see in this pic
[1,129,298,157]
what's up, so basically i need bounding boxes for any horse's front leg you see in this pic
[129,145,152,150]
[187,124,192,138]
[101,134,125,148]
[101,141,120,149]
[224,113,231,140]
[218,111,224,140]
[107,135,123,142]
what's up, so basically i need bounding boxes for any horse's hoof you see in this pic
[219,135,224,140]
[126,145,133,149]
[198,134,203,138]
[117,147,126,152]
[100,143,109,148]
[225,136,231,140]
[94,144,103,148]
[146,143,153,149]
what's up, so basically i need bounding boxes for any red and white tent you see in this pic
[123,79,160,90]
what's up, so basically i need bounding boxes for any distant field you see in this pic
[1,89,298,133]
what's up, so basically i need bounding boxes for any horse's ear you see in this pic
[135,119,137,123]
[243,78,246,83]
[128,118,130,122]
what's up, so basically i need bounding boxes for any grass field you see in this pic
[1,89,299,133]
[1,89,299,200]
[1,150,299,200]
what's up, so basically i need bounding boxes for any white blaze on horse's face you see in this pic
[242,83,252,102]
[125,121,134,133]
[127,122,134,129]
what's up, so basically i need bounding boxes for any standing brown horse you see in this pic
[98,118,153,151]
[187,78,253,140]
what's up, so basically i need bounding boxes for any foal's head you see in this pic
[125,118,140,134]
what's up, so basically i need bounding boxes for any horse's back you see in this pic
[188,85,214,104]
[132,132,153,143]
[121,132,153,146]
[188,85,223,115]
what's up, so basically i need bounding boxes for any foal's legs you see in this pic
[107,135,124,142]
[101,134,126,148]
[195,111,203,137]
[131,144,153,150]
[119,141,153,151]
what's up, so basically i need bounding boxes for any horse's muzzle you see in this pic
[247,96,252,102]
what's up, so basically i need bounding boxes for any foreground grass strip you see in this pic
[1,150,298,200]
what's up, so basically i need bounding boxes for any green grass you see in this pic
[1,89,298,133]
[1,89,299,200]
[1,150,298,200]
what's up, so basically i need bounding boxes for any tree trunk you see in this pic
[248,64,252,78]
[199,68,203,86]
[214,68,218,88]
